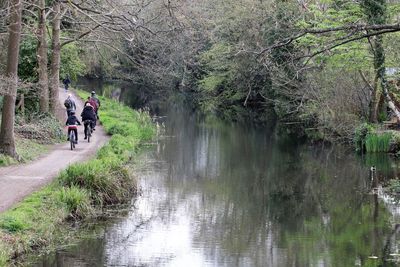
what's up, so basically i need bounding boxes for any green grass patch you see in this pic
[57,186,93,218]
[16,138,51,162]
[0,154,18,167]
[365,132,392,153]
[0,90,156,265]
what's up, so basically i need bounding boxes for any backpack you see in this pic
[88,98,98,111]
[64,99,72,109]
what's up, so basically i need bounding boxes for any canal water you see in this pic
[33,82,400,266]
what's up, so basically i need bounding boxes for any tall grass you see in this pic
[365,132,392,153]
[57,186,93,218]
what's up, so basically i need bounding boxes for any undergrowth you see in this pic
[0,114,63,167]
[365,132,392,153]
[0,90,155,265]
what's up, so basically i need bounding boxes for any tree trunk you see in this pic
[0,0,22,158]
[49,1,61,115]
[38,0,49,113]
[369,74,379,122]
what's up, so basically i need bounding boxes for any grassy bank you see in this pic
[0,114,64,167]
[0,93,155,266]
[354,123,400,153]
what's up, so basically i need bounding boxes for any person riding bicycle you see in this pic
[81,103,96,140]
[64,94,76,117]
[90,91,101,109]
[63,75,71,92]
[66,110,81,143]
[85,96,99,118]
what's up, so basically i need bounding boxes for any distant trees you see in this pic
[157,0,400,140]
[1,0,400,157]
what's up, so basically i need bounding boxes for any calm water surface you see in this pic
[33,106,400,267]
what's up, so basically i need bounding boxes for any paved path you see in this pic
[0,88,109,212]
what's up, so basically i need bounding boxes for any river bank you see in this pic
[29,105,400,266]
[0,90,155,266]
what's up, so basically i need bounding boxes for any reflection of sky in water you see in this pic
[33,107,400,267]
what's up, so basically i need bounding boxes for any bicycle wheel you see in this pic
[87,124,91,143]
[70,131,75,150]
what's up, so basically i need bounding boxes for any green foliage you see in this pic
[16,114,64,142]
[198,43,236,97]
[83,94,155,141]
[365,132,392,153]
[354,123,375,152]
[0,154,18,167]
[57,186,92,218]
[58,159,134,205]
[387,179,400,195]
[297,1,371,70]
[60,43,87,81]
[18,34,38,81]
[0,216,28,233]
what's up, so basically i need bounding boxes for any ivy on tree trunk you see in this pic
[49,1,61,115]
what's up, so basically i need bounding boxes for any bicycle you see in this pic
[84,120,93,143]
[68,125,78,150]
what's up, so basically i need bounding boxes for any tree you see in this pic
[259,0,400,124]
[37,0,49,112]
[0,0,22,158]
[49,0,61,115]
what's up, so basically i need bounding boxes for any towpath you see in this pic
[0,88,109,212]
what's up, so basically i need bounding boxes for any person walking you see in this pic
[64,94,76,117]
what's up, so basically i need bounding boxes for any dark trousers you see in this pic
[83,120,95,137]
[67,128,78,141]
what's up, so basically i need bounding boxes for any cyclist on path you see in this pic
[64,94,76,117]
[81,103,97,139]
[65,110,81,143]
[62,75,71,92]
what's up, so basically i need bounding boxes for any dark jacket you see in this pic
[65,98,76,111]
[65,115,81,126]
[84,98,98,111]
[63,77,71,85]
[81,106,96,121]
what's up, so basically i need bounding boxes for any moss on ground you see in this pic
[0,92,155,265]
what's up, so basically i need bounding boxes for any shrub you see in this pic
[354,123,375,152]
[58,159,136,205]
[387,179,400,195]
[15,113,63,143]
